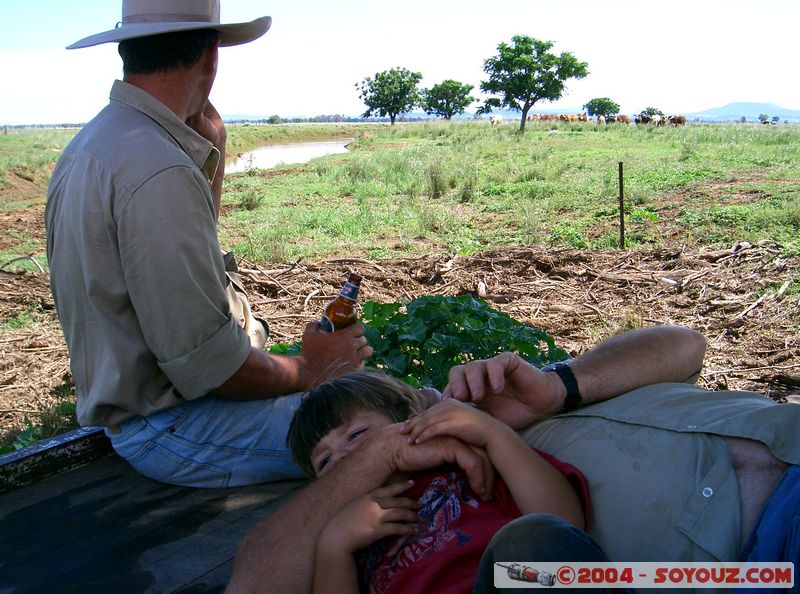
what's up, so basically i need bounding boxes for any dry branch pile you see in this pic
[1,241,798,443]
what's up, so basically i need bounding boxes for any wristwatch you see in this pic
[546,361,582,413]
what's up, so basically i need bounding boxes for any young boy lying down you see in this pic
[287,368,622,594]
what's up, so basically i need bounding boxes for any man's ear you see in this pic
[203,40,220,76]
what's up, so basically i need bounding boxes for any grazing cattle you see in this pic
[577,113,589,122]
[596,115,605,124]
[489,114,504,126]
[527,113,541,122]
[669,115,687,126]
[540,114,556,121]
[635,113,652,124]
[617,114,631,124]
[605,115,617,124]
[651,115,665,126]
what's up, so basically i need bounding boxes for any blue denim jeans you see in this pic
[473,513,637,593]
[105,393,306,488]
[741,464,800,592]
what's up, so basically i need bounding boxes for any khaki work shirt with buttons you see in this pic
[522,383,800,567]
[45,80,251,427]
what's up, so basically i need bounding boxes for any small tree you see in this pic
[479,35,588,133]
[355,67,422,125]
[421,80,475,120]
[583,97,620,118]
[643,107,664,117]
[758,113,770,125]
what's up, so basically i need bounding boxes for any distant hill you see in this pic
[686,102,800,123]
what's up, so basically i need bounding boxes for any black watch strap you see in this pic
[550,362,582,413]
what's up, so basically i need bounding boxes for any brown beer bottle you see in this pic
[320,272,362,332]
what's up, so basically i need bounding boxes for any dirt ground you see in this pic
[1,172,799,443]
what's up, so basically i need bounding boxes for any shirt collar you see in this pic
[109,80,218,182]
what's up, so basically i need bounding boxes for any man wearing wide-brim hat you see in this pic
[45,0,374,489]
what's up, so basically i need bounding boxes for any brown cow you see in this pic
[617,114,631,124]
[669,115,687,126]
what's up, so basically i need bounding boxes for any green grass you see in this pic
[2,119,799,451]
[3,120,799,259]
[0,128,77,189]
[217,120,800,259]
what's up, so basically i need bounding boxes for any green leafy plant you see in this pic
[361,295,568,389]
[268,295,568,390]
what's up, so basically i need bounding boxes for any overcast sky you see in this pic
[1,0,797,125]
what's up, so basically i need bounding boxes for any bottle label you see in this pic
[340,281,359,301]
[320,315,335,333]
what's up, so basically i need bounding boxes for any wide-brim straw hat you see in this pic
[67,0,270,50]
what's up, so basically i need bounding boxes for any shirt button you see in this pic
[702,487,714,498]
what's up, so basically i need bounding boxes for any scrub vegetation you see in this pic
[219,120,800,262]
[1,120,798,452]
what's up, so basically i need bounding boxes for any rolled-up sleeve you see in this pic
[117,163,249,399]
[160,316,251,398]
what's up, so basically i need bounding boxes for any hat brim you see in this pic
[67,16,271,50]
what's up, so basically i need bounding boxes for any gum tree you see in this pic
[355,67,422,125]
[479,35,588,133]
[583,97,620,119]
[421,80,475,120]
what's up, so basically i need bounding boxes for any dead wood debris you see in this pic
[1,242,798,442]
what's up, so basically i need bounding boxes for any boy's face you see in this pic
[311,410,394,477]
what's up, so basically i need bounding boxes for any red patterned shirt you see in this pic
[358,450,588,594]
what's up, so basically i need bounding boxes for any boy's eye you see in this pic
[348,428,368,441]
[317,454,331,473]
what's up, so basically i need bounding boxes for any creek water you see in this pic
[227,138,353,173]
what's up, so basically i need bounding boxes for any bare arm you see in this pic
[402,400,583,526]
[443,325,706,428]
[226,426,494,593]
[568,324,706,404]
[185,102,373,400]
[214,322,372,400]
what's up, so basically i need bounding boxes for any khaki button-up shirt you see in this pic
[523,383,800,572]
[46,80,250,427]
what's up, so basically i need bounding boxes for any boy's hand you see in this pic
[401,399,506,448]
[318,481,418,554]
[367,424,495,500]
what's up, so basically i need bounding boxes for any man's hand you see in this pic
[442,352,564,429]
[371,424,495,500]
[186,101,227,150]
[297,321,373,386]
[318,481,418,554]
